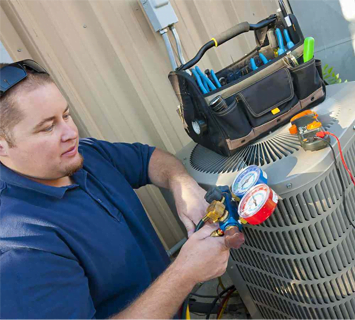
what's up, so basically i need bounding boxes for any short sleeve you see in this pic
[0,249,96,319]
[80,138,156,189]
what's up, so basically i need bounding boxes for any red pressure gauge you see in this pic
[238,184,278,225]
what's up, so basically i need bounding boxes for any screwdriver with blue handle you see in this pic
[283,29,294,49]
[276,28,286,56]
[250,53,269,71]
[303,37,315,63]
[250,58,258,71]
[259,52,270,64]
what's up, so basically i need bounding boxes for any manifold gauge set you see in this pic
[202,165,278,249]
[232,165,278,225]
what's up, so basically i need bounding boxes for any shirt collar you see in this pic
[0,162,84,199]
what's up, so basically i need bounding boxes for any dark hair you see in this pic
[0,63,54,147]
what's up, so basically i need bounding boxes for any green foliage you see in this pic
[322,64,348,85]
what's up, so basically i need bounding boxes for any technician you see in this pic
[0,60,233,319]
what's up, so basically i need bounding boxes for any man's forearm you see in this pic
[113,261,194,319]
[149,148,208,235]
[148,148,197,191]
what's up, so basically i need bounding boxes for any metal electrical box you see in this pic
[139,0,178,32]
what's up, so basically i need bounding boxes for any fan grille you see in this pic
[190,133,300,174]
[229,140,355,319]
[190,111,339,174]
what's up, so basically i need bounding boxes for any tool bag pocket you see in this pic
[212,99,252,140]
[169,70,233,155]
[290,58,324,104]
[237,68,298,127]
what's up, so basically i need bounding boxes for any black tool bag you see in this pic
[169,14,326,156]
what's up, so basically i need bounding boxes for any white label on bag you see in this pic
[285,16,292,27]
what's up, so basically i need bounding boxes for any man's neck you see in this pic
[30,175,73,188]
[0,161,74,187]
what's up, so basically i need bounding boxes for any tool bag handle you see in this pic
[177,15,277,71]
[215,22,250,46]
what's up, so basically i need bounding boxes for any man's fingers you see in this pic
[194,223,218,239]
[180,216,196,238]
[206,220,219,229]
[187,229,194,238]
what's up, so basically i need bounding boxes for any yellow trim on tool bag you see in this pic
[271,108,280,115]
[211,38,218,47]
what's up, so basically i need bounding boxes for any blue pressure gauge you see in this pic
[231,165,268,199]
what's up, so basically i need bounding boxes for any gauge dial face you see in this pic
[239,185,270,218]
[232,166,260,196]
[192,121,201,135]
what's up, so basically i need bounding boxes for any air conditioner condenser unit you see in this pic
[170,82,355,319]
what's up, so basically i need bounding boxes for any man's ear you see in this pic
[0,137,9,157]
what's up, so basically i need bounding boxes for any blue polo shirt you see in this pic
[0,138,170,319]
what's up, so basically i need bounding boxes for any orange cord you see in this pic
[316,131,355,186]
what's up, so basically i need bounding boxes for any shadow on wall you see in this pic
[0,42,13,63]
[290,0,355,82]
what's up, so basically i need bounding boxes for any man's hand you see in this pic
[114,224,230,319]
[173,224,230,283]
[170,176,209,237]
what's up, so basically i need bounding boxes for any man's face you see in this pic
[1,83,82,181]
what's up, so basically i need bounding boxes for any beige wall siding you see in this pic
[0,0,278,249]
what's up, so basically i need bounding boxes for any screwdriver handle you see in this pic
[276,28,286,55]
[283,29,294,49]
[259,52,270,65]
[250,58,258,71]
[303,37,315,63]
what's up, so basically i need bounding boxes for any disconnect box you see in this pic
[139,0,178,32]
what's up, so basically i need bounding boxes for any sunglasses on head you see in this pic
[0,59,49,98]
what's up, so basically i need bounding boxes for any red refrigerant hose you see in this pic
[316,131,355,187]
